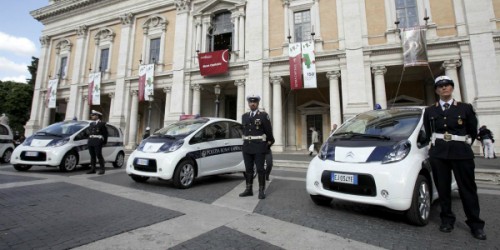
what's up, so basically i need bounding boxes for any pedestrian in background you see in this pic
[423,75,486,240]
[309,127,319,156]
[477,125,495,159]
[86,110,108,175]
[330,123,338,136]
[239,94,274,199]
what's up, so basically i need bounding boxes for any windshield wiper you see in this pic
[332,132,390,140]
[36,131,62,137]
[156,134,176,139]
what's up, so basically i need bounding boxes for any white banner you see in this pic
[139,64,155,101]
[301,41,317,88]
[91,72,101,105]
[401,27,428,67]
[47,79,58,108]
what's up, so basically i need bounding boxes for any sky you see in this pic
[0,1,47,83]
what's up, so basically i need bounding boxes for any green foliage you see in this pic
[0,81,34,134]
[27,57,39,86]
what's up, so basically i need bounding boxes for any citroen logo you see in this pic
[345,151,355,158]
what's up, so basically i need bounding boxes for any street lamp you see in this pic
[214,84,221,117]
[147,93,154,129]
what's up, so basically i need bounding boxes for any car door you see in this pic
[74,127,91,164]
[189,123,224,175]
[217,121,243,171]
[102,125,120,160]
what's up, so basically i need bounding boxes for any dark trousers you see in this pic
[429,158,485,230]
[243,152,265,186]
[89,144,105,170]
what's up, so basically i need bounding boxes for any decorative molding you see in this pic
[94,28,116,45]
[108,92,115,99]
[163,86,172,93]
[130,89,138,96]
[191,83,202,91]
[40,36,50,48]
[55,39,72,54]
[143,15,168,34]
[75,25,88,38]
[175,0,191,12]
[270,75,283,85]
[442,59,461,70]
[234,79,245,87]
[326,71,341,80]
[371,65,387,75]
[120,12,134,25]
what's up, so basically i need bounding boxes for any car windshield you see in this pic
[154,118,209,137]
[37,121,88,136]
[332,108,422,140]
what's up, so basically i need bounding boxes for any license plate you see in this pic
[331,172,358,185]
[137,159,149,165]
[26,151,39,157]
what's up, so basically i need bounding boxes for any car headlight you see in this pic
[137,140,147,151]
[22,136,34,146]
[47,138,70,147]
[158,139,184,153]
[382,140,411,164]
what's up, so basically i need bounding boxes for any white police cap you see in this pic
[434,75,454,88]
[246,94,261,102]
[90,110,103,116]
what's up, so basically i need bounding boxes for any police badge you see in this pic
[255,119,261,129]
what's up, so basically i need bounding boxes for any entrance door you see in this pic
[306,114,322,146]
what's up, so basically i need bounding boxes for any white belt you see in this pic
[243,135,265,141]
[431,132,471,146]
[89,135,103,139]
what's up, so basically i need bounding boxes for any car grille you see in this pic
[321,171,377,197]
[133,158,157,173]
[20,151,47,162]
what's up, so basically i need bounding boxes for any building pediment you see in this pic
[387,95,424,107]
[193,0,246,15]
[297,100,329,112]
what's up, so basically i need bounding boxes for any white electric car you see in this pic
[306,107,447,226]
[11,120,125,172]
[126,117,245,189]
[0,123,15,163]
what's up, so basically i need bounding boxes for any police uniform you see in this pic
[239,96,274,199]
[87,110,108,175]
[423,76,486,240]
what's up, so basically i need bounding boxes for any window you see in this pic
[149,38,160,64]
[106,125,120,137]
[0,124,8,135]
[229,122,242,139]
[99,48,109,73]
[59,56,68,78]
[294,10,311,42]
[396,0,419,28]
[210,12,233,52]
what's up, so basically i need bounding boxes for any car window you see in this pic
[0,124,8,135]
[39,121,88,136]
[212,122,227,140]
[229,122,243,138]
[75,128,90,141]
[106,125,120,137]
[156,118,208,137]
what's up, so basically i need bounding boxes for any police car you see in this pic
[10,120,125,172]
[126,117,245,189]
[0,123,15,163]
[306,107,454,226]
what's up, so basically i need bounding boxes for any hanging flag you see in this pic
[47,79,58,109]
[301,41,317,88]
[198,49,229,76]
[401,27,429,67]
[88,73,94,105]
[288,42,303,90]
[139,64,155,101]
[92,72,101,105]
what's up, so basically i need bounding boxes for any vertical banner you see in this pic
[301,41,317,88]
[288,42,303,90]
[401,27,428,67]
[197,50,229,76]
[92,72,101,105]
[47,79,58,108]
[87,73,94,106]
[139,64,155,101]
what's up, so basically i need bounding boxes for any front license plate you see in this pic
[26,151,39,157]
[137,159,149,165]
[331,172,358,185]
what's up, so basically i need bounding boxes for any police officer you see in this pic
[86,110,108,175]
[239,95,275,199]
[423,75,486,240]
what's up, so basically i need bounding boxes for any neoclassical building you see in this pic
[27,0,500,152]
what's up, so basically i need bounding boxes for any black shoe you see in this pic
[86,170,96,174]
[98,169,105,175]
[258,186,266,199]
[439,223,454,233]
[471,229,487,240]
[239,184,253,197]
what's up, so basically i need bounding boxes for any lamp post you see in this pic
[147,93,154,129]
[214,84,221,117]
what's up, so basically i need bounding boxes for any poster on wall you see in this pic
[138,64,155,101]
[92,72,101,105]
[401,27,428,67]
[47,79,58,108]
[197,50,229,76]
[288,42,303,90]
[301,41,317,88]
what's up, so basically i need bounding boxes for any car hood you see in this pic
[319,139,403,163]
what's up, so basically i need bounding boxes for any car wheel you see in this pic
[310,195,333,206]
[1,148,13,163]
[406,175,431,226]
[113,151,125,168]
[173,159,196,189]
[13,164,32,171]
[59,152,78,172]
[130,174,149,183]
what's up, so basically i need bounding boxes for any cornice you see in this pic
[31,0,121,22]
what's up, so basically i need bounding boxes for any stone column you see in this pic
[194,18,202,52]
[312,0,322,41]
[66,25,88,120]
[163,86,172,127]
[326,71,342,127]
[372,66,388,109]
[442,59,462,101]
[127,90,139,149]
[232,12,239,53]
[201,17,209,52]
[271,76,283,151]
[82,96,89,120]
[283,0,290,44]
[108,93,115,118]
[286,90,297,150]
[192,84,201,115]
[238,12,245,60]
[235,79,245,123]
[43,102,51,128]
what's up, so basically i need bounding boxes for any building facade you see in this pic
[27,0,500,152]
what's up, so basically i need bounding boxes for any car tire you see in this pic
[1,148,13,163]
[13,164,32,171]
[59,151,78,172]
[130,174,149,183]
[406,175,431,226]
[173,159,196,189]
[310,195,333,206]
[113,151,125,168]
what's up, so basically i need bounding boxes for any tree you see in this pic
[27,57,39,86]
[0,81,34,134]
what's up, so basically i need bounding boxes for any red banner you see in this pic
[198,50,229,76]
[288,43,303,90]
[87,75,94,106]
